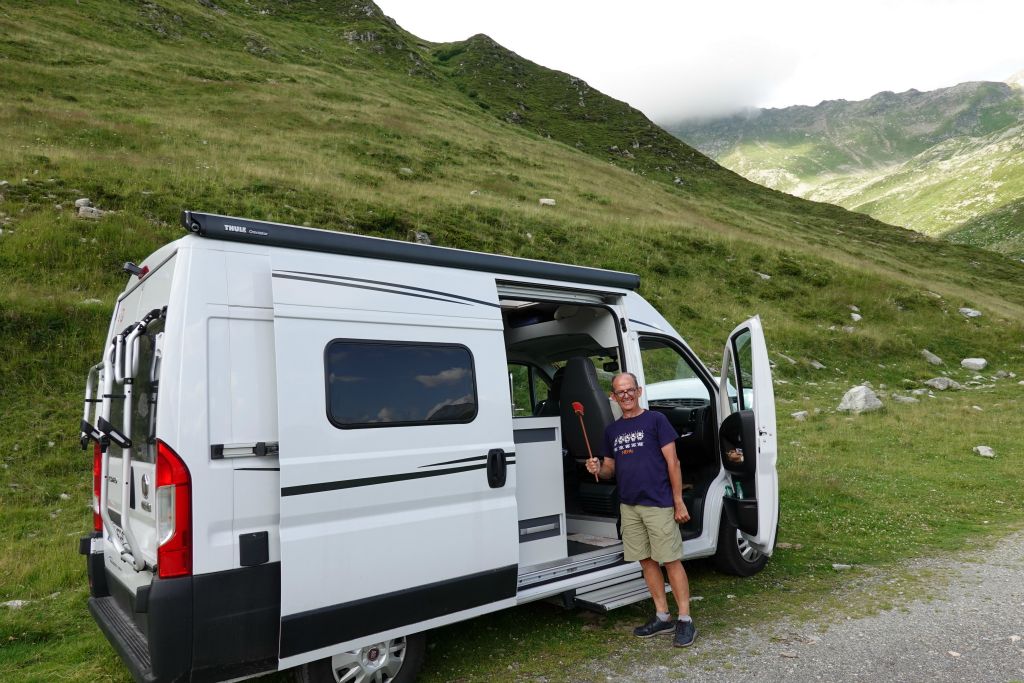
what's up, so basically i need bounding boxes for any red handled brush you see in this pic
[572,401,600,482]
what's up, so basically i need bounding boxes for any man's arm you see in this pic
[661,441,690,523]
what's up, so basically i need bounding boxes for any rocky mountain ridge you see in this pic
[669,77,1024,257]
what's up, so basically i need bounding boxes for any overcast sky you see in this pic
[375,0,1024,123]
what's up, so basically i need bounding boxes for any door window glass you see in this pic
[638,337,710,407]
[129,322,163,464]
[326,341,477,428]
[732,330,754,411]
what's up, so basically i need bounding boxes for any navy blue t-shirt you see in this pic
[604,410,679,508]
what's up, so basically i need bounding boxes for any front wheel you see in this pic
[712,513,769,577]
[296,632,426,683]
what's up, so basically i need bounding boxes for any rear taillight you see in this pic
[155,440,192,578]
[92,442,102,532]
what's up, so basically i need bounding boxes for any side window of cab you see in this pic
[507,363,551,416]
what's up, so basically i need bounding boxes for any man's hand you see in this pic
[586,456,600,480]
[674,499,690,524]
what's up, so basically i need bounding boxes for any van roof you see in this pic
[181,211,641,291]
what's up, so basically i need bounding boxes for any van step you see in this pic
[574,574,669,612]
[89,596,153,681]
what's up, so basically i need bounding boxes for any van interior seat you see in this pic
[534,366,565,416]
[559,357,613,462]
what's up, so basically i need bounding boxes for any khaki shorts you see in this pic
[620,504,683,563]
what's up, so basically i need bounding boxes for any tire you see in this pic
[295,632,426,683]
[712,513,770,577]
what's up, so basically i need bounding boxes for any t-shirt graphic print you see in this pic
[603,409,678,508]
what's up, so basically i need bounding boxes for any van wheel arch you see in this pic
[296,632,426,683]
[712,513,770,577]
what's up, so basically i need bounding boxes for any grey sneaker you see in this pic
[633,616,675,638]
[673,619,697,647]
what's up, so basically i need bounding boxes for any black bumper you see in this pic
[83,537,280,683]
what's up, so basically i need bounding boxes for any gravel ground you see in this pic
[587,529,1024,682]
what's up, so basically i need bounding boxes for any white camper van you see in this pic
[79,211,779,683]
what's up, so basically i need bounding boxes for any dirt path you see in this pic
[588,529,1024,682]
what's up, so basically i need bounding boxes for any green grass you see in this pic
[1,1,1023,681]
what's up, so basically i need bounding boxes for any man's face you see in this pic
[611,375,641,411]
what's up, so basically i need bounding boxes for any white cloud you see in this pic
[376,0,1024,121]
[415,367,469,387]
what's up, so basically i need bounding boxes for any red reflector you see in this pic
[156,440,192,578]
[138,265,149,279]
[92,442,102,533]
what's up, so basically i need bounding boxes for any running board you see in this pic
[574,573,670,612]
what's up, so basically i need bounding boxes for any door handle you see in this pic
[486,448,507,489]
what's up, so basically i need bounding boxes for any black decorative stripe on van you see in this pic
[629,318,663,331]
[419,454,487,468]
[278,270,500,308]
[281,454,516,497]
[273,273,464,306]
[280,564,517,659]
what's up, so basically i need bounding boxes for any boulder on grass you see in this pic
[837,386,883,413]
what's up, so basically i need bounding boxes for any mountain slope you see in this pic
[1,3,1024,682]
[669,80,1024,256]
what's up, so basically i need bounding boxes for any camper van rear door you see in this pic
[270,254,519,667]
[719,316,778,554]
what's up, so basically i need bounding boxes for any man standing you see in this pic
[585,372,696,647]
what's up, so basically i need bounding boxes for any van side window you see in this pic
[325,340,478,428]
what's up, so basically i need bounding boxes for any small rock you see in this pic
[972,405,983,412]
[689,596,703,602]
[0,180,8,186]
[3,600,29,609]
[1010,635,1021,643]
[59,493,70,501]
[408,230,431,245]
[726,594,736,599]
[78,205,105,219]
[893,394,919,404]
[538,197,556,207]
[54,204,63,211]
[924,377,962,391]
[921,349,943,365]
[80,298,103,305]
[994,370,1009,379]
[47,441,55,448]
[911,388,928,396]
[850,312,862,322]
[961,358,987,371]
[849,305,860,312]
[525,232,533,242]
[398,167,413,176]
[959,307,982,318]
[832,563,853,570]
[837,386,883,413]
[778,353,797,365]
[780,651,799,658]
[469,189,479,196]
[74,198,91,208]
[948,651,961,657]
[842,325,856,334]
[809,360,826,370]
[791,410,809,421]
[973,446,995,458]
[776,542,804,550]
[755,271,771,280]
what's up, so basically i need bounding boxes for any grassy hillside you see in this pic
[669,81,1024,256]
[1,2,1023,681]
